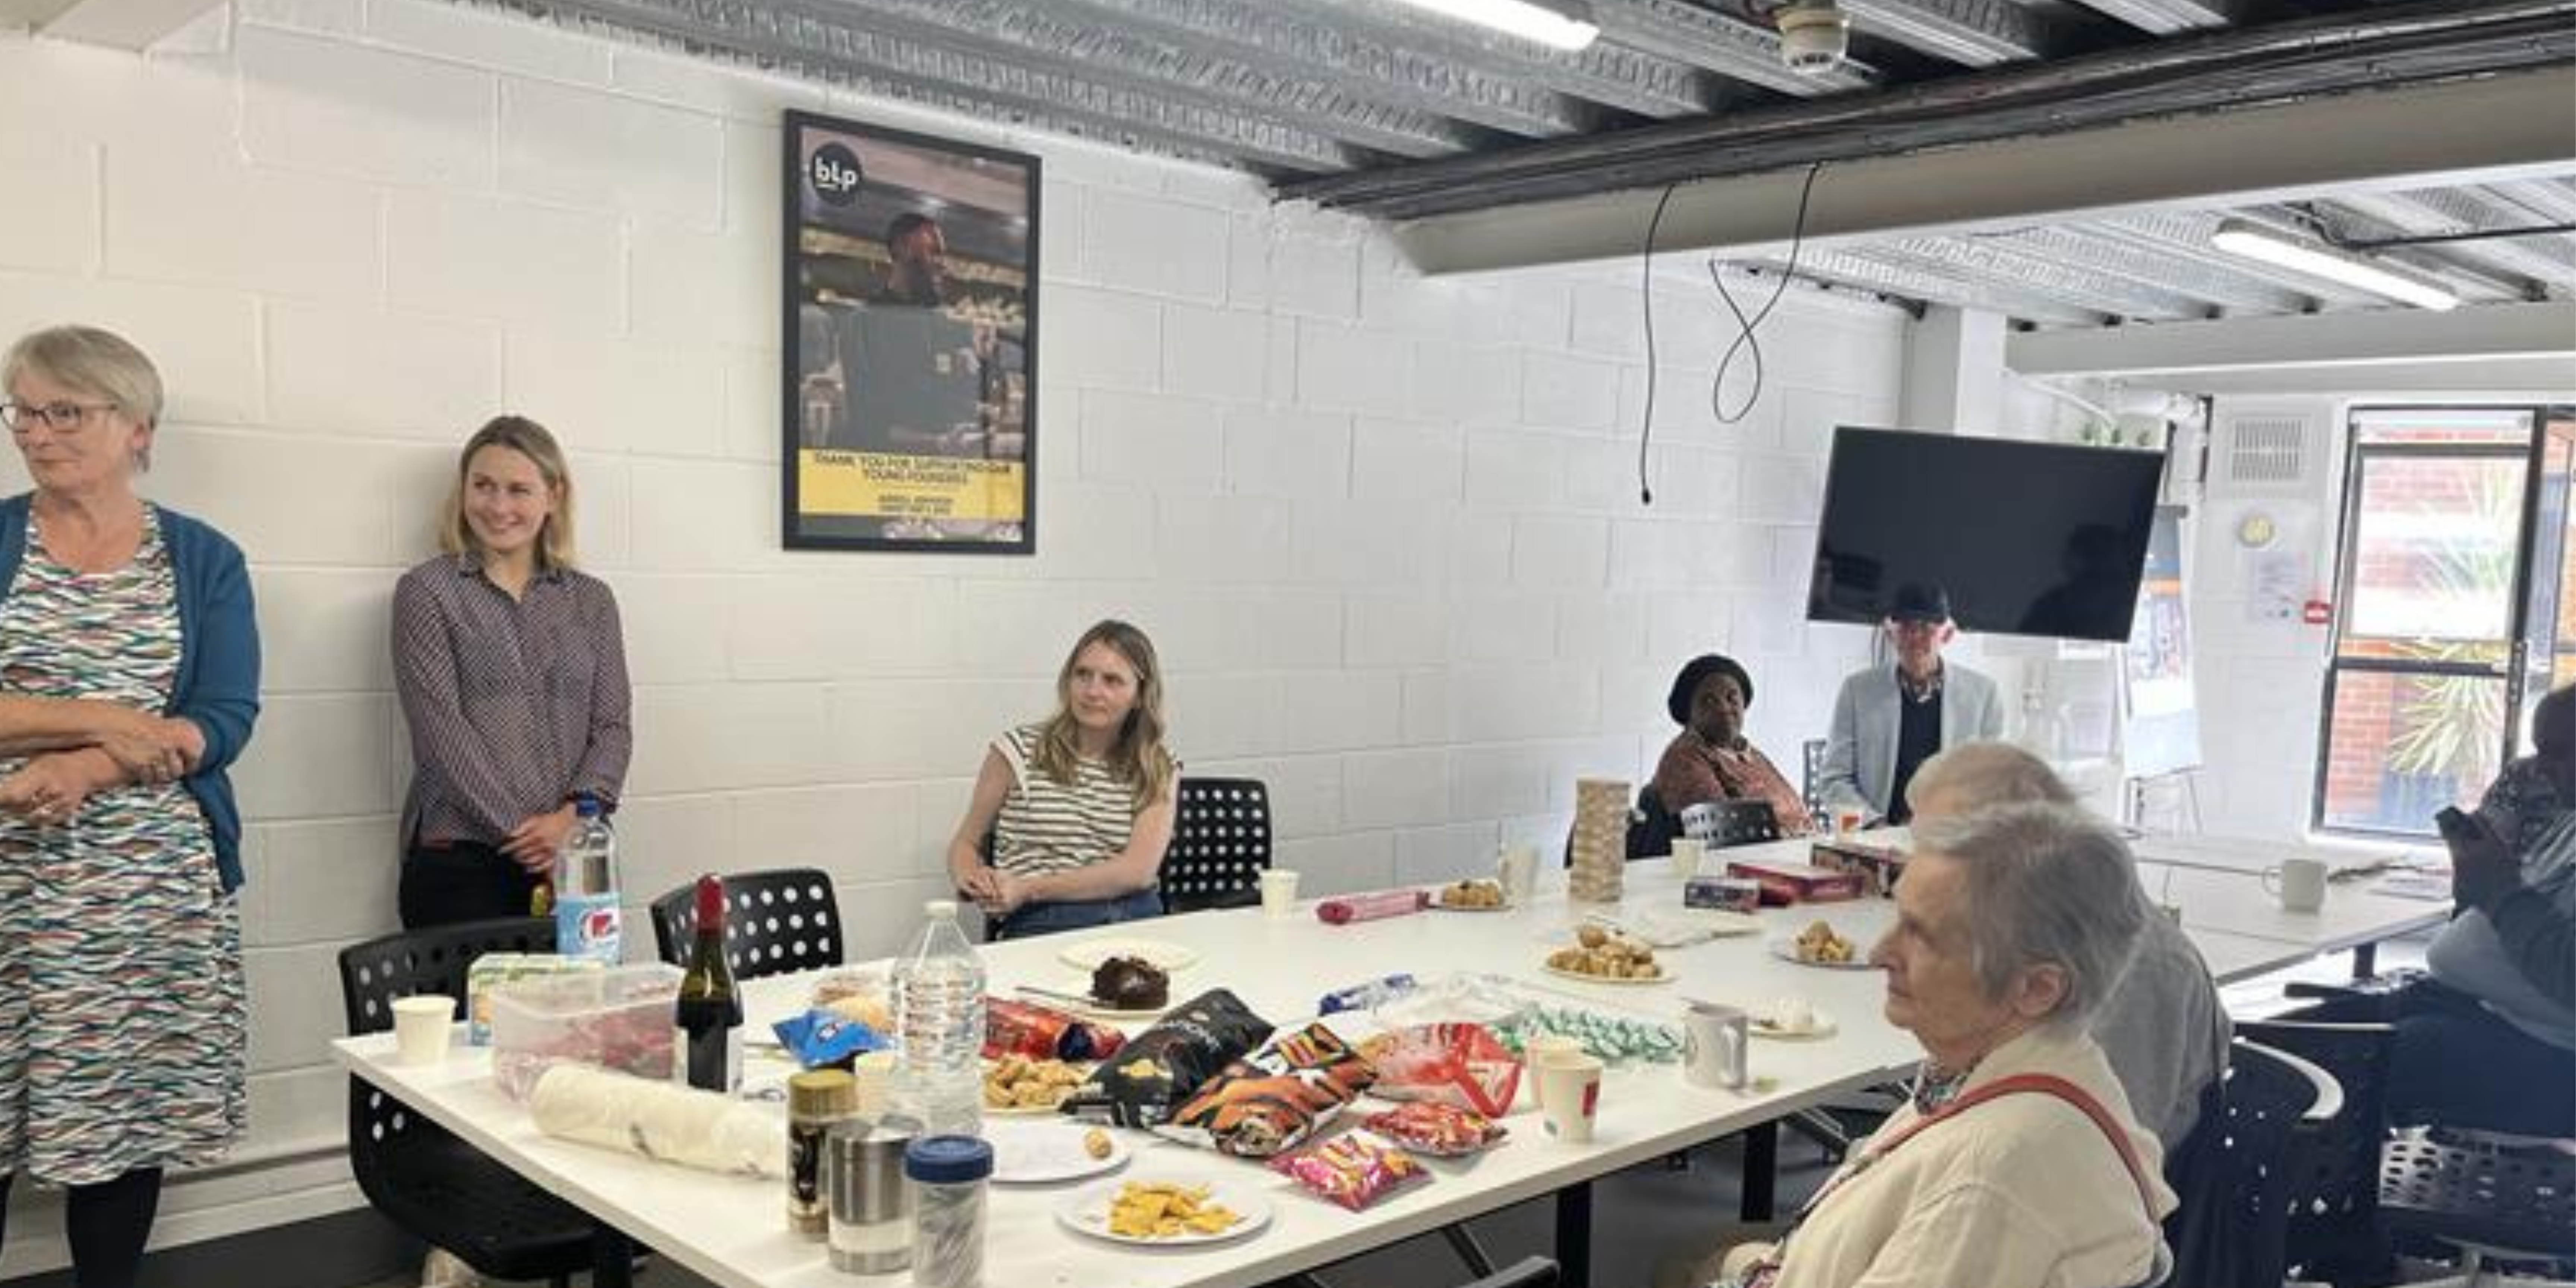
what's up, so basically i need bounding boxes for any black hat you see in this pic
[1888,583,1953,624]
[1668,654,1754,725]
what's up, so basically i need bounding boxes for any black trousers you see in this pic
[400,841,545,929]
[0,1168,162,1288]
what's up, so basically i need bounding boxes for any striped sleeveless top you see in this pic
[991,723,1147,881]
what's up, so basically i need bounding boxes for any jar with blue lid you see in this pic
[903,1134,992,1288]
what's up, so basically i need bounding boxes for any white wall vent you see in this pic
[2211,407,2324,497]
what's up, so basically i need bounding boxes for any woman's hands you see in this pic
[0,753,102,825]
[95,713,200,786]
[501,803,580,874]
[957,864,1033,917]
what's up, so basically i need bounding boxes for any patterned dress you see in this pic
[0,509,247,1184]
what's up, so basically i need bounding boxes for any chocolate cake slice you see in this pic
[1089,954,1170,1009]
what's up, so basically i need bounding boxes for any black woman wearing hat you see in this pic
[1650,653,1815,834]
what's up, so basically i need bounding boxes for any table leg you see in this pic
[1741,1122,1778,1222]
[593,1227,635,1288]
[2352,942,2378,980]
[1556,1180,1593,1288]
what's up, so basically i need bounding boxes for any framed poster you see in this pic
[782,111,1039,553]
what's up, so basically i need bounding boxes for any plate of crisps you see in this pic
[1056,1176,1273,1247]
[982,1055,1090,1116]
[1769,921,1870,970]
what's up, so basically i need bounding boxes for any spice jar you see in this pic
[903,1134,992,1288]
[788,1070,858,1237]
[827,1118,916,1274]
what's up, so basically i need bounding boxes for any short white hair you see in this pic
[1912,803,2146,1028]
[1906,741,2075,818]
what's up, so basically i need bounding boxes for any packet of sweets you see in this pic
[1362,1101,1507,1157]
[1367,1022,1521,1117]
[1270,1136,1429,1211]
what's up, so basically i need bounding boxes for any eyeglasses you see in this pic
[0,401,119,433]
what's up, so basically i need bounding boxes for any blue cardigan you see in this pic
[0,494,261,892]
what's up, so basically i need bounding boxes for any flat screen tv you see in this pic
[1805,427,2167,643]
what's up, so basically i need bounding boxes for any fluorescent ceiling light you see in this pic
[1381,0,1600,50]
[2209,218,2459,312]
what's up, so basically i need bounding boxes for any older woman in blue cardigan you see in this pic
[0,325,259,1288]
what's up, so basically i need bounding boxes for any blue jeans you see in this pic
[992,887,1163,940]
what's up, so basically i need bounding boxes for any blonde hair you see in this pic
[3,325,164,471]
[1032,620,1175,812]
[438,415,577,570]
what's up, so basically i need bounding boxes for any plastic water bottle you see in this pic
[553,796,623,964]
[891,899,986,1137]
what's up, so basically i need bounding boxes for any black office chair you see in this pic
[1800,738,1828,820]
[337,918,596,1288]
[2380,1130,2576,1281]
[647,868,843,980]
[1160,777,1271,913]
[2165,1038,2341,1288]
[1625,785,1685,861]
[2231,1019,2399,1287]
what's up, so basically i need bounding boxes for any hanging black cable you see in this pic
[1636,182,1682,506]
[1709,162,1825,427]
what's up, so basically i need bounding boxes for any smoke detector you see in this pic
[1775,0,1851,75]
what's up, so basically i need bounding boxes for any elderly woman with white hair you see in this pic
[1905,742,2230,1148]
[1716,804,2175,1288]
[0,326,258,1287]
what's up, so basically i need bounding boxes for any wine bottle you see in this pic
[675,873,744,1093]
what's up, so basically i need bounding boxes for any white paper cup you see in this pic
[1260,868,1302,918]
[1538,1054,1604,1143]
[392,994,456,1066]
[1497,844,1541,904]
[1669,837,1706,882]
[1524,1035,1584,1111]
[851,1050,898,1118]
[2263,858,2328,913]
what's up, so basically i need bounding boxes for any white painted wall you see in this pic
[0,0,1910,1267]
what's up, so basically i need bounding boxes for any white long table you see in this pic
[330,833,2447,1288]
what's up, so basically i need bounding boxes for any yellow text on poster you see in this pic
[798,451,1027,521]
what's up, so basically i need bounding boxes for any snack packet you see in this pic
[984,998,1127,1063]
[770,1008,890,1070]
[1270,1136,1429,1211]
[1362,1101,1507,1157]
[1159,1023,1377,1158]
[1366,1022,1521,1117]
[1061,989,1272,1129]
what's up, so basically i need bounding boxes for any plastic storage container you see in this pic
[904,1135,992,1288]
[490,962,682,1101]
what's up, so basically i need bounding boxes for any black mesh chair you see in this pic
[1682,798,1783,849]
[2379,1130,2576,1279]
[1800,738,1828,820]
[337,918,596,1287]
[648,868,843,980]
[2235,1020,2398,1287]
[2165,1038,2341,1288]
[1161,777,1271,914]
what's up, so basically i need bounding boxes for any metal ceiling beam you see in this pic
[1838,0,2058,66]
[1042,0,1600,138]
[1378,65,2576,275]
[1867,237,2211,319]
[2485,178,2576,225]
[1292,0,1720,119]
[1590,0,1878,96]
[517,0,1367,171]
[776,0,1481,160]
[2058,0,2237,37]
[2319,187,2576,293]
[1954,225,2317,313]
[1289,0,2576,219]
[2007,299,2576,375]
[1781,247,2115,326]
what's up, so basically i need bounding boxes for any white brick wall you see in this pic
[0,1,1906,1268]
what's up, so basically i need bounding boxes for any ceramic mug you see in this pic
[2262,857,2328,913]
[1682,1003,1749,1090]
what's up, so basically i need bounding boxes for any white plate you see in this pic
[1427,889,1515,913]
[1056,937,1202,973]
[1751,1010,1839,1040]
[1038,979,1173,1020]
[1768,936,1873,971]
[1626,908,1762,946]
[1054,1175,1273,1247]
[988,1119,1130,1185]
[1540,962,1673,986]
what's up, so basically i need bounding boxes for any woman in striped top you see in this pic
[947,620,1178,939]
